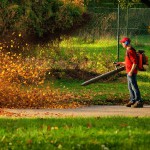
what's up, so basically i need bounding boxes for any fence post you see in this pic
[126,2,129,36]
[117,3,120,62]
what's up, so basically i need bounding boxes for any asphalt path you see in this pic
[1,105,150,118]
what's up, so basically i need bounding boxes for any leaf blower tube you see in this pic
[81,63,125,86]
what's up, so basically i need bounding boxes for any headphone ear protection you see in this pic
[125,41,129,45]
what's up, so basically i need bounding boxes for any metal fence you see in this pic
[77,2,150,61]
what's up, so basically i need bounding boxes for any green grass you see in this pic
[0,117,150,150]
[60,35,150,62]
[50,35,150,104]
[26,35,150,105]
[45,75,150,105]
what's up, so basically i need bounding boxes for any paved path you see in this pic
[1,105,150,118]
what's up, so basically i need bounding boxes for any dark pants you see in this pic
[127,74,142,102]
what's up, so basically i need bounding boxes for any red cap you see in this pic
[120,37,131,43]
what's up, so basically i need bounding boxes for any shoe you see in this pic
[131,101,143,108]
[126,101,135,107]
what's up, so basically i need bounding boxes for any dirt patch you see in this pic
[46,69,100,80]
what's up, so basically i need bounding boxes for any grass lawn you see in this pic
[19,35,149,106]
[45,67,150,105]
[46,35,150,105]
[0,117,150,150]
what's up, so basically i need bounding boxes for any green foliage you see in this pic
[34,37,116,77]
[0,1,22,34]
[0,0,86,37]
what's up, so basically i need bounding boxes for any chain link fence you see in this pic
[76,2,150,61]
[119,7,150,40]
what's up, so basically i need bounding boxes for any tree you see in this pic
[0,0,86,38]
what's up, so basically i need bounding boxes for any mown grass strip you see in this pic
[0,117,150,150]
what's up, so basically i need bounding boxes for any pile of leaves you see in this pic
[0,50,92,109]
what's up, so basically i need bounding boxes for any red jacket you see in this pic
[125,47,138,74]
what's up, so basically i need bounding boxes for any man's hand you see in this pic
[117,62,125,65]
[128,71,133,76]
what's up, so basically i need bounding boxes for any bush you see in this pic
[0,0,86,37]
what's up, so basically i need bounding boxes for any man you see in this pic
[117,37,143,108]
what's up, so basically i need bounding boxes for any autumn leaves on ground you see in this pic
[0,49,93,109]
